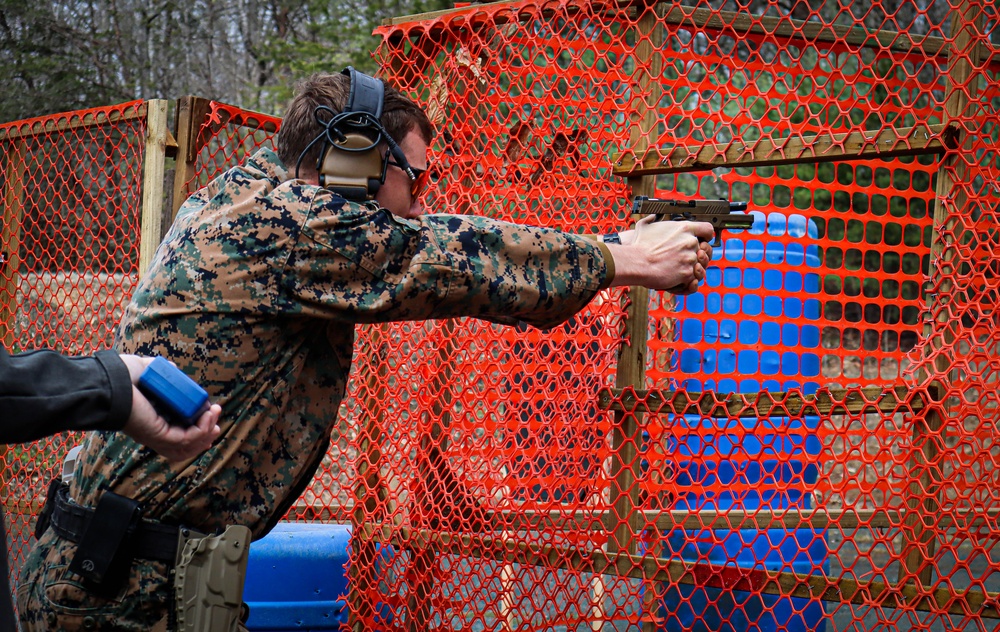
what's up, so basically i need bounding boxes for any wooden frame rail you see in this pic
[139,100,170,275]
[383,1,995,70]
[476,507,1000,533]
[611,123,958,177]
[170,96,214,219]
[279,502,1000,534]
[596,386,927,417]
[611,5,667,627]
[357,522,1000,620]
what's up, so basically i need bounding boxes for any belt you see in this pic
[48,485,181,564]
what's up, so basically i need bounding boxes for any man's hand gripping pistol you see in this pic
[630,196,753,294]
[632,196,754,247]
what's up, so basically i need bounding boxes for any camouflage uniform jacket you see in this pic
[18,146,612,630]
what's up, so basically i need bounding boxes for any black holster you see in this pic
[34,478,63,540]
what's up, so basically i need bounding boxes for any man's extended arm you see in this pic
[285,197,714,329]
[287,203,611,329]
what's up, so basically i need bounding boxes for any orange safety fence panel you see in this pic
[2,0,999,629]
[359,0,1000,630]
[0,101,148,608]
[175,100,282,203]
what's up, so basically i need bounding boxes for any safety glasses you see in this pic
[388,158,432,199]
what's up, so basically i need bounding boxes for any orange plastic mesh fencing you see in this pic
[3,1,998,628]
[175,101,282,205]
[352,0,1000,630]
[0,101,148,606]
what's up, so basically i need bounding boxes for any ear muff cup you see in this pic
[317,132,385,201]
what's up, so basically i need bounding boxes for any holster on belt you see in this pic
[174,524,252,632]
[37,477,251,629]
[67,489,144,598]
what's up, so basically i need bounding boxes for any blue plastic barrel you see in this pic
[243,523,351,631]
[658,213,829,631]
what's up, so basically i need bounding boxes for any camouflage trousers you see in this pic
[18,528,176,632]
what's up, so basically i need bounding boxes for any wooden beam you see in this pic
[487,508,906,532]
[657,6,971,61]
[382,2,993,66]
[138,100,170,277]
[13,496,995,535]
[620,9,669,627]
[383,0,568,28]
[170,96,214,219]
[0,138,26,349]
[357,522,1000,619]
[606,0,662,565]
[597,386,925,417]
[283,503,1000,533]
[292,503,353,523]
[612,123,956,177]
[0,103,147,142]
[897,0,987,590]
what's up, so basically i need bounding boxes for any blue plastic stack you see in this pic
[658,214,830,631]
[243,522,351,631]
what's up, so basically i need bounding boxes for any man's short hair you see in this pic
[277,72,434,172]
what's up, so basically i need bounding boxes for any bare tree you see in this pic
[0,0,451,122]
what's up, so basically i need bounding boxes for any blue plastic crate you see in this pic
[243,523,351,631]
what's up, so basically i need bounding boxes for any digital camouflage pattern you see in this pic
[18,147,611,630]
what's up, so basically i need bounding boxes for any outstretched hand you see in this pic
[607,215,714,293]
[118,355,222,462]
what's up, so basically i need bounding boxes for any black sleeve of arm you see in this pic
[0,347,133,444]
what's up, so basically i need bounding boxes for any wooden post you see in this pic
[170,96,214,219]
[0,136,27,531]
[1,138,26,348]
[350,326,391,631]
[603,4,665,631]
[407,319,464,630]
[896,0,985,588]
[138,100,170,277]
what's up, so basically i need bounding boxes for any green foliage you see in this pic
[0,0,452,122]
[0,1,128,122]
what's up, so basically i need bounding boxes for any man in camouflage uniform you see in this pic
[17,71,714,631]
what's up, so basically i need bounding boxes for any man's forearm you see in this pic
[603,242,652,288]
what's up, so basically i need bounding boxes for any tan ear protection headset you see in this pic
[295,67,419,202]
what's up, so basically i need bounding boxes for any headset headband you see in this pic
[343,67,384,119]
